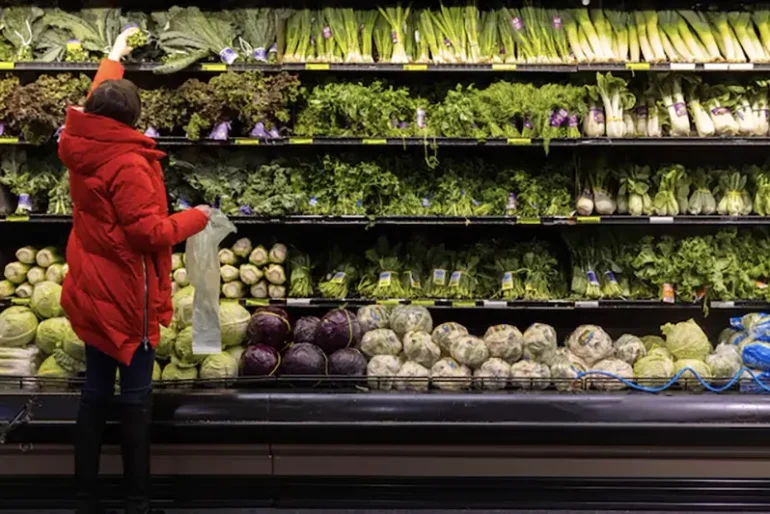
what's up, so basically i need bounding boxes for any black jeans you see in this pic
[82,343,155,405]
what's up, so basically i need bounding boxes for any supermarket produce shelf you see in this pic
[5,61,770,73]
[8,214,770,226]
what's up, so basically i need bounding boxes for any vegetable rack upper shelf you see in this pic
[3,296,763,311]
[3,61,768,73]
[6,214,770,226]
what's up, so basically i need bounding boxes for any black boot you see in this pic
[74,397,108,514]
[120,394,152,514]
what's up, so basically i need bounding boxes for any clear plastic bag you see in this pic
[185,209,236,355]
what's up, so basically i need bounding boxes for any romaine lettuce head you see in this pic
[172,285,195,329]
[30,281,63,319]
[661,319,712,360]
[35,317,71,354]
[219,301,250,347]
[0,306,39,347]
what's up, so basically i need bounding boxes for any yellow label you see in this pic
[0,137,19,144]
[233,138,260,145]
[516,217,541,225]
[201,63,227,71]
[411,299,435,306]
[492,63,517,70]
[452,300,476,308]
[376,298,401,305]
[507,138,532,145]
[289,138,313,145]
[403,64,428,71]
[5,215,29,222]
[625,62,650,70]
[245,298,269,306]
[576,216,601,224]
[305,63,330,70]
[0,62,15,70]
[362,138,387,145]
[66,41,82,51]
[11,298,29,305]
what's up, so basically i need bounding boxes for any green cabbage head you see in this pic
[199,352,238,382]
[173,326,204,368]
[152,361,162,381]
[219,301,250,347]
[674,359,712,391]
[633,354,674,386]
[172,286,195,328]
[157,324,177,360]
[661,319,712,360]
[160,361,198,385]
[0,306,39,347]
[35,317,72,354]
[30,281,64,319]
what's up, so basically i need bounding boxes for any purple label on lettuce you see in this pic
[178,198,191,210]
[568,114,578,128]
[673,102,687,117]
[587,270,600,286]
[416,108,426,129]
[736,110,745,120]
[17,194,31,212]
[711,106,730,116]
[444,37,452,48]
[511,17,524,30]
[558,108,568,118]
[122,23,138,31]
[399,121,408,129]
[0,123,6,137]
[390,118,399,128]
[549,111,563,127]
[356,199,362,207]
[604,271,618,284]
[144,127,159,138]
[635,106,648,117]
[472,199,480,206]
[590,108,605,123]
[239,205,253,215]
[309,35,316,46]
[391,31,399,44]
[499,44,506,55]
[323,26,333,39]
[524,116,533,129]
[250,122,267,138]
[268,43,277,54]
[208,122,230,140]
[268,127,280,138]
[552,16,562,29]
[254,47,267,61]
[219,47,237,64]
[422,197,430,208]
[309,197,318,207]
[507,193,516,211]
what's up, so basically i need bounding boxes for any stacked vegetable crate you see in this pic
[2,1,770,394]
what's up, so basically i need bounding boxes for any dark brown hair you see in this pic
[84,79,141,128]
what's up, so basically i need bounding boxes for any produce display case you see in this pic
[4,0,770,510]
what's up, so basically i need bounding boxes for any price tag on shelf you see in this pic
[507,138,532,145]
[200,63,227,71]
[5,214,29,222]
[451,300,476,308]
[670,63,696,70]
[516,217,541,225]
[491,64,517,71]
[0,62,14,70]
[305,63,330,70]
[575,300,599,308]
[376,298,402,305]
[711,301,736,309]
[362,139,387,145]
[576,216,601,223]
[411,299,435,306]
[233,138,260,145]
[704,63,730,71]
[482,300,507,309]
[245,299,270,307]
[286,298,312,306]
[649,216,674,224]
[0,137,19,144]
[730,63,754,71]
[403,64,428,71]
[11,298,29,306]
[289,138,313,145]
[625,62,650,70]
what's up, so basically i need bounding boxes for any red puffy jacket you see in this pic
[58,59,208,366]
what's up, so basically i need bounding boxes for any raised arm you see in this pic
[89,27,138,95]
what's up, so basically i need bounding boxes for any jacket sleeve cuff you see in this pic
[90,59,125,95]
[171,209,209,243]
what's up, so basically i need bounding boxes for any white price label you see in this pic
[729,63,754,71]
[704,63,730,70]
[649,216,674,224]
[482,300,508,309]
[670,63,696,70]
[711,301,736,309]
[286,298,312,306]
[575,301,599,308]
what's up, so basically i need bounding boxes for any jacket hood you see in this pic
[58,107,166,175]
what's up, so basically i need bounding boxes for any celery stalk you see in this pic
[679,10,723,61]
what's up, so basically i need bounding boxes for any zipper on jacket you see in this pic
[141,259,149,351]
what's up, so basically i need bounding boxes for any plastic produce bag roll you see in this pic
[185,209,236,355]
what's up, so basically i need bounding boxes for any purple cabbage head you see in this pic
[280,343,327,375]
[328,348,367,376]
[247,307,291,349]
[315,309,361,354]
[294,316,320,345]
[240,344,280,376]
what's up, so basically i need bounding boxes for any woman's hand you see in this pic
[108,27,140,62]
[195,205,212,218]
